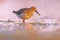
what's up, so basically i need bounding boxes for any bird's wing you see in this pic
[15,8,28,15]
[17,8,28,12]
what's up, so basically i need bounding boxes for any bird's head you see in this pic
[30,6,36,11]
[30,6,40,16]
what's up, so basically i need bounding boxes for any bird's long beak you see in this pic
[35,10,40,16]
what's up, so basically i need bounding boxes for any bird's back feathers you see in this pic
[13,8,29,15]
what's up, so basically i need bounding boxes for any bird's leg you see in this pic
[23,20,25,23]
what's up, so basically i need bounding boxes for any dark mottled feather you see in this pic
[18,8,28,12]
[13,8,29,18]
[13,8,28,15]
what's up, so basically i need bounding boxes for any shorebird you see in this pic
[13,6,40,23]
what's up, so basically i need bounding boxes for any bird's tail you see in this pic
[13,11,17,13]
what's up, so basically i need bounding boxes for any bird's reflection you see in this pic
[14,23,33,32]
[24,23,33,32]
[11,23,36,35]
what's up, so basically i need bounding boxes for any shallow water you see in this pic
[0,21,60,40]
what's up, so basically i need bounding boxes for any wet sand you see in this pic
[0,23,59,40]
[0,30,60,40]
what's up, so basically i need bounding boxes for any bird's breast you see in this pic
[22,10,34,20]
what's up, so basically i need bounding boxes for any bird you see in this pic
[13,6,40,23]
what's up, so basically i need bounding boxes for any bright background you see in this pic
[0,0,60,23]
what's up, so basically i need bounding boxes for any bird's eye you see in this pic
[32,8,35,9]
[31,7,36,10]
